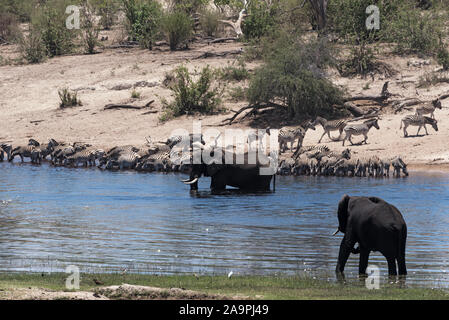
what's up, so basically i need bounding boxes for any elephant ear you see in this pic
[337,194,351,233]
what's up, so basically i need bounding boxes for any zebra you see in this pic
[400,114,438,137]
[278,157,296,175]
[294,145,330,158]
[391,156,408,177]
[64,149,104,167]
[312,117,348,143]
[9,145,40,163]
[165,134,205,149]
[269,121,315,154]
[0,144,12,162]
[334,158,358,177]
[51,144,87,165]
[415,99,442,119]
[342,119,380,146]
[105,151,141,170]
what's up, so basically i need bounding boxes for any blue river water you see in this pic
[0,162,448,288]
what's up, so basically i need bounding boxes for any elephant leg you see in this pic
[336,235,356,274]
[386,257,397,276]
[358,246,370,275]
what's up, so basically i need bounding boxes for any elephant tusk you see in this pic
[332,229,339,236]
[183,178,199,185]
[180,179,191,183]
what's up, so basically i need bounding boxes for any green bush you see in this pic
[384,7,442,55]
[199,8,221,37]
[81,4,100,54]
[218,61,249,81]
[337,39,377,76]
[161,66,223,121]
[58,88,82,108]
[170,0,209,14]
[19,27,47,64]
[247,34,344,118]
[32,1,77,57]
[437,45,449,71]
[1,0,36,22]
[0,12,20,43]
[162,11,194,51]
[227,86,247,102]
[92,0,119,30]
[242,1,279,40]
[122,0,162,49]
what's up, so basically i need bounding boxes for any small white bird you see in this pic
[228,271,233,278]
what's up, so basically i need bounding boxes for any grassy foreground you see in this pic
[0,273,448,300]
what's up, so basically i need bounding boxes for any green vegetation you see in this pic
[161,11,194,51]
[92,0,119,30]
[81,2,100,54]
[0,273,448,300]
[0,12,20,44]
[242,1,279,40]
[418,71,449,88]
[131,89,141,99]
[247,32,344,118]
[122,0,162,50]
[218,61,249,82]
[33,0,77,57]
[199,8,221,37]
[161,65,223,121]
[19,26,47,64]
[58,88,82,108]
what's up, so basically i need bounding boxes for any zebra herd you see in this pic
[0,135,409,178]
[0,138,189,173]
[278,145,408,178]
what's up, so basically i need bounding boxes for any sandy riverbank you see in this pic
[1,38,449,168]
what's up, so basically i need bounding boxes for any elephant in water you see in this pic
[182,144,276,193]
[334,195,407,278]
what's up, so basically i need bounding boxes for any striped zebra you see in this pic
[165,134,205,149]
[415,99,442,119]
[273,121,315,153]
[312,117,347,143]
[0,144,12,162]
[342,119,380,146]
[64,149,104,167]
[400,114,438,137]
[9,145,40,163]
[391,156,408,177]
[105,151,140,170]
[293,144,330,158]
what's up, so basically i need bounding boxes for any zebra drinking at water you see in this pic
[400,114,438,137]
[415,99,442,119]
[342,118,380,146]
[312,117,348,143]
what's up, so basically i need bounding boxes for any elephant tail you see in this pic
[397,224,407,276]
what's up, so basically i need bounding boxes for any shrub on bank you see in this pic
[247,33,344,118]
[0,12,20,44]
[161,66,223,121]
[199,8,221,37]
[32,0,77,57]
[161,11,194,51]
[122,0,162,49]
[92,0,119,30]
[59,88,82,108]
[19,27,47,64]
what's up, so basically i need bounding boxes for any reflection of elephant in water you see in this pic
[334,195,407,277]
[182,149,275,193]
